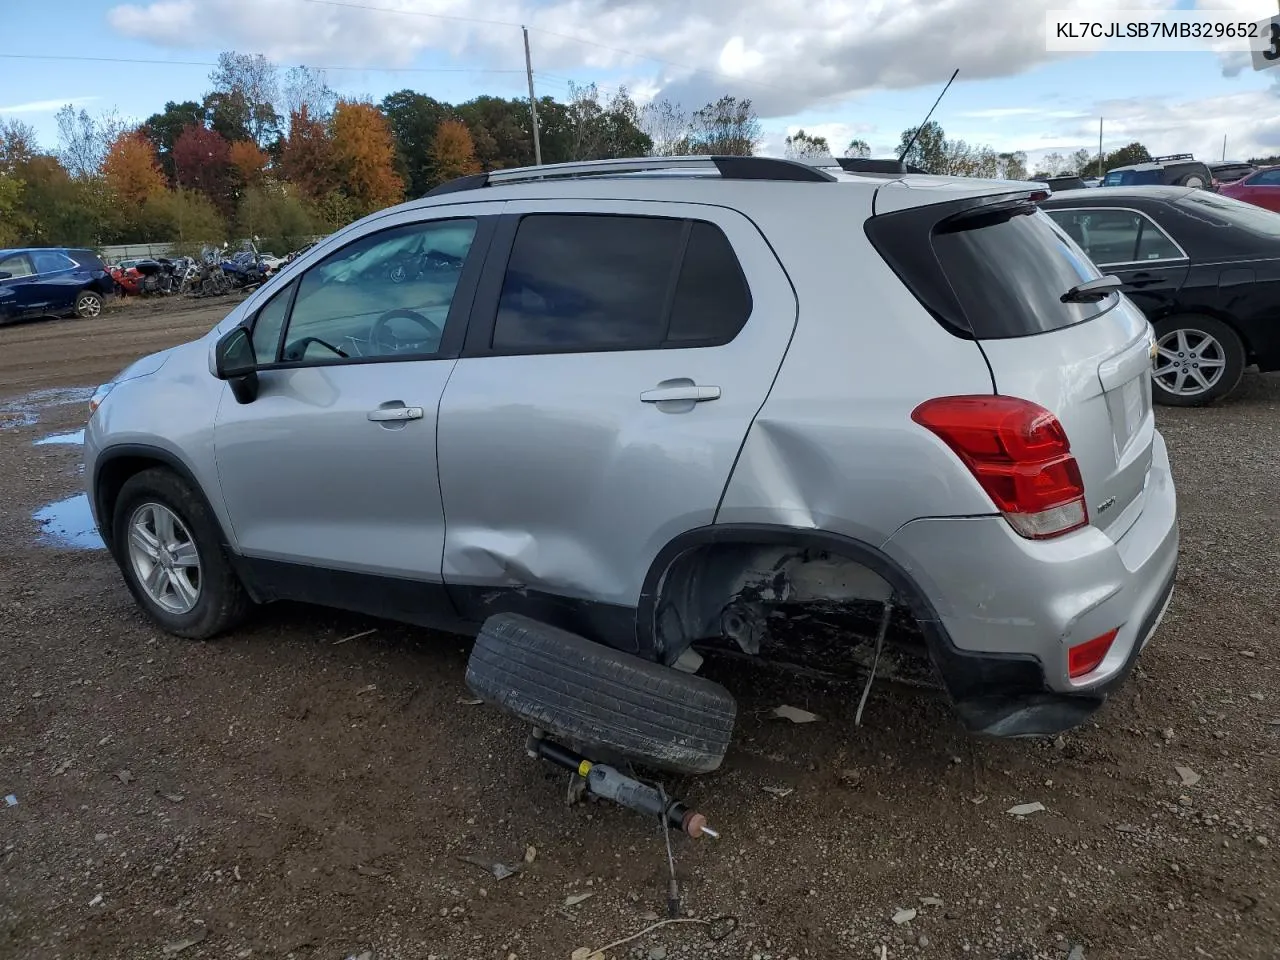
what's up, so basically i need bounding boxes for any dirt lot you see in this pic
[1,297,1277,960]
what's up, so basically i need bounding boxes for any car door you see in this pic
[29,249,82,314]
[1226,168,1280,212]
[0,252,39,319]
[1044,206,1190,314]
[211,203,501,622]
[435,201,798,651]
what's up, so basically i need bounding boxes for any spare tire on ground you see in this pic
[465,613,737,775]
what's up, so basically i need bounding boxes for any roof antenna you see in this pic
[898,68,960,164]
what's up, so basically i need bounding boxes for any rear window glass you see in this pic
[932,207,1111,338]
[1174,189,1280,239]
[1103,169,1161,186]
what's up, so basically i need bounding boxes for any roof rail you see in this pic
[1152,153,1194,162]
[421,155,837,197]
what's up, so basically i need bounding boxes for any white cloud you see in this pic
[0,97,99,114]
[106,0,1179,118]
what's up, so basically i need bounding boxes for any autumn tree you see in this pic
[102,129,167,206]
[174,123,232,211]
[329,99,403,215]
[998,151,1029,181]
[430,119,481,185]
[784,129,830,159]
[279,106,335,202]
[844,138,870,159]
[228,139,268,186]
[141,100,206,182]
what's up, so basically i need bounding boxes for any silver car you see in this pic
[84,156,1178,756]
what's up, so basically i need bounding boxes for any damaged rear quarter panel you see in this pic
[714,205,999,544]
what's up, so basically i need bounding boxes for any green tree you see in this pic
[235,183,318,253]
[997,151,1029,180]
[1101,142,1149,171]
[381,90,451,197]
[687,96,761,156]
[207,51,281,145]
[844,138,871,159]
[898,121,947,173]
[784,129,831,159]
[140,187,227,249]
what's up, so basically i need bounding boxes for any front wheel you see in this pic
[74,290,103,319]
[1151,315,1245,407]
[112,468,253,639]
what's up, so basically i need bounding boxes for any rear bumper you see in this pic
[882,429,1179,736]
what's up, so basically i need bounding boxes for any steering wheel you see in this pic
[368,308,442,355]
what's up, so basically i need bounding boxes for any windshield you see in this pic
[1174,189,1280,238]
[1103,169,1161,186]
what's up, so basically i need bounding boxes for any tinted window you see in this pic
[666,221,752,343]
[1045,209,1140,264]
[0,254,34,278]
[281,218,477,363]
[1103,169,1161,186]
[493,215,683,352]
[1250,169,1280,186]
[1175,190,1280,239]
[31,251,76,273]
[250,280,295,364]
[932,206,1110,338]
[1135,216,1183,260]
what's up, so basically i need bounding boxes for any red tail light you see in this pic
[1068,628,1118,678]
[911,395,1089,540]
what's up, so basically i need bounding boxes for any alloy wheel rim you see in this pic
[1153,327,1226,397]
[80,295,101,317]
[127,502,202,615]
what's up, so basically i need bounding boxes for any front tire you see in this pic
[1151,315,1245,407]
[112,468,253,639]
[74,290,103,319]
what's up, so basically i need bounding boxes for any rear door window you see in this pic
[490,214,752,353]
[31,251,77,274]
[931,206,1112,338]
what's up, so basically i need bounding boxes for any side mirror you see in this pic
[213,325,260,404]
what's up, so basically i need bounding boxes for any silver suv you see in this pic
[84,155,1178,754]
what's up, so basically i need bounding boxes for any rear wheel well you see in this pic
[647,537,908,667]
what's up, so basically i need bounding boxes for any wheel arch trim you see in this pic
[92,443,235,556]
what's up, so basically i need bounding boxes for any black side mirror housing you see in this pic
[214,325,260,404]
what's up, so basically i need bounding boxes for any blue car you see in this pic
[0,247,115,323]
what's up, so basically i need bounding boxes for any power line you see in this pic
[0,53,527,75]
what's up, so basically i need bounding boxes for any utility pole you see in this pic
[1223,133,1228,161]
[522,26,542,166]
[1098,117,1103,178]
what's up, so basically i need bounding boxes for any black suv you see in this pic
[1101,154,1212,189]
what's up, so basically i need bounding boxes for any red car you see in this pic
[1216,165,1280,213]
[108,259,148,295]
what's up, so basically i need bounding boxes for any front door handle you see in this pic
[640,384,721,403]
[367,405,424,422]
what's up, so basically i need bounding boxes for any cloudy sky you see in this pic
[5,0,1280,169]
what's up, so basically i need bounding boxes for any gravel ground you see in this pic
[0,297,1277,960]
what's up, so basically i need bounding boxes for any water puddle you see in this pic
[0,386,93,431]
[34,429,85,446]
[33,494,105,550]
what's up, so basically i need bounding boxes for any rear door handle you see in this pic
[367,406,424,422]
[640,384,721,403]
